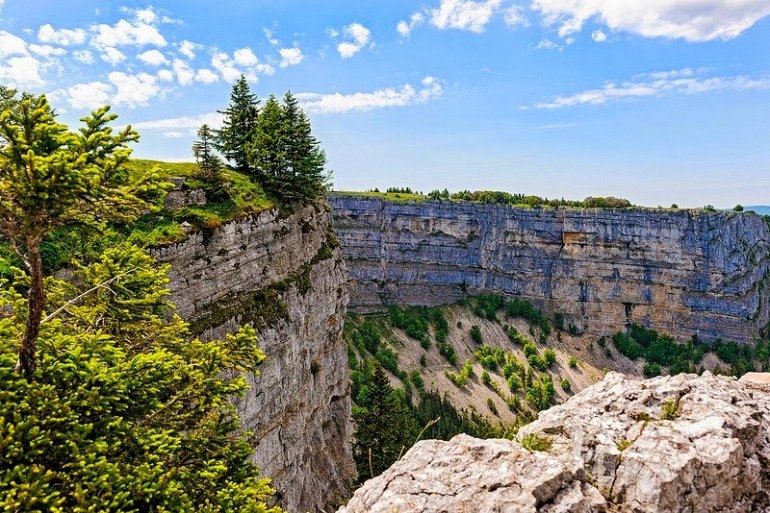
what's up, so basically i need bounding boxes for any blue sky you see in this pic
[1,1,769,207]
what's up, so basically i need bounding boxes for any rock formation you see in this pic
[330,195,770,342]
[339,372,770,513]
[153,201,355,513]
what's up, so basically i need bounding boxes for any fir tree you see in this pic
[0,91,169,378]
[215,75,260,171]
[193,124,227,200]
[248,92,328,202]
[352,365,418,481]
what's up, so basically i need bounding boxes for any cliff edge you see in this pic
[153,200,355,513]
[339,371,770,513]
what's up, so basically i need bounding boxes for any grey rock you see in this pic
[340,372,770,513]
[153,201,355,513]
[330,195,770,342]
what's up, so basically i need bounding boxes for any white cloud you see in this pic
[536,38,560,50]
[336,22,371,58]
[429,0,502,32]
[172,59,194,85]
[178,40,199,60]
[297,76,444,114]
[0,56,45,88]
[503,5,526,27]
[133,111,224,131]
[195,68,219,84]
[532,68,770,109]
[0,30,29,58]
[279,47,304,67]
[162,131,187,138]
[397,12,425,37]
[263,28,279,46]
[591,29,607,42]
[101,47,126,65]
[211,52,241,82]
[531,0,770,42]
[138,49,168,66]
[29,44,66,57]
[73,49,94,64]
[65,81,111,109]
[157,69,174,82]
[133,7,157,24]
[37,24,87,46]
[233,47,258,67]
[108,71,160,107]
[91,18,167,48]
[211,50,274,82]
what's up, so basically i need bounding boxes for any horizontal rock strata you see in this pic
[330,195,770,342]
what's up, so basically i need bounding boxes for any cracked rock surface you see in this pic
[338,372,770,513]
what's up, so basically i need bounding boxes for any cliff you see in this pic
[152,201,355,513]
[339,372,770,513]
[330,195,770,342]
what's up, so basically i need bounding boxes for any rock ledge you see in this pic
[339,372,770,513]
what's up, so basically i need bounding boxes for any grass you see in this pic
[123,159,274,247]
[520,432,552,452]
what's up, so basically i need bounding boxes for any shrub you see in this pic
[470,325,483,344]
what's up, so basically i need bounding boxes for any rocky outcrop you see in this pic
[330,195,770,342]
[339,372,770,513]
[153,201,355,513]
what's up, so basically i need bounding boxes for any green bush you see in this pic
[470,325,483,344]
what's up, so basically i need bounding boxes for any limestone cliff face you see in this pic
[330,195,770,342]
[339,372,770,513]
[152,201,355,513]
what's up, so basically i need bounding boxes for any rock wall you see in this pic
[339,372,770,513]
[330,195,770,342]
[153,201,355,513]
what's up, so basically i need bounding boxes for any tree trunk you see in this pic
[19,237,44,380]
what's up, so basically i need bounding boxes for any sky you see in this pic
[1,1,769,207]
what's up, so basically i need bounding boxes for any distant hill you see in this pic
[744,206,770,215]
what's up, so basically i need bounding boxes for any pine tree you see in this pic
[280,91,327,200]
[0,243,282,511]
[352,365,418,481]
[214,75,260,171]
[193,124,223,179]
[0,91,169,379]
[193,124,228,200]
[248,92,328,202]
[249,95,285,196]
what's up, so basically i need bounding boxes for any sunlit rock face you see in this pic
[330,195,770,343]
[154,200,355,513]
[339,372,770,513]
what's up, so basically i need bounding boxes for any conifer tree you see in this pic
[193,124,228,200]
[248,92,328,201]
[249,95,285,196]
[352,365,418,481]
[215,75,260,172]
[193,124,223,179]
[280,91,327,200]
[0,92,168,379]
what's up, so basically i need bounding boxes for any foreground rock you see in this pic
[339,372,770,513]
